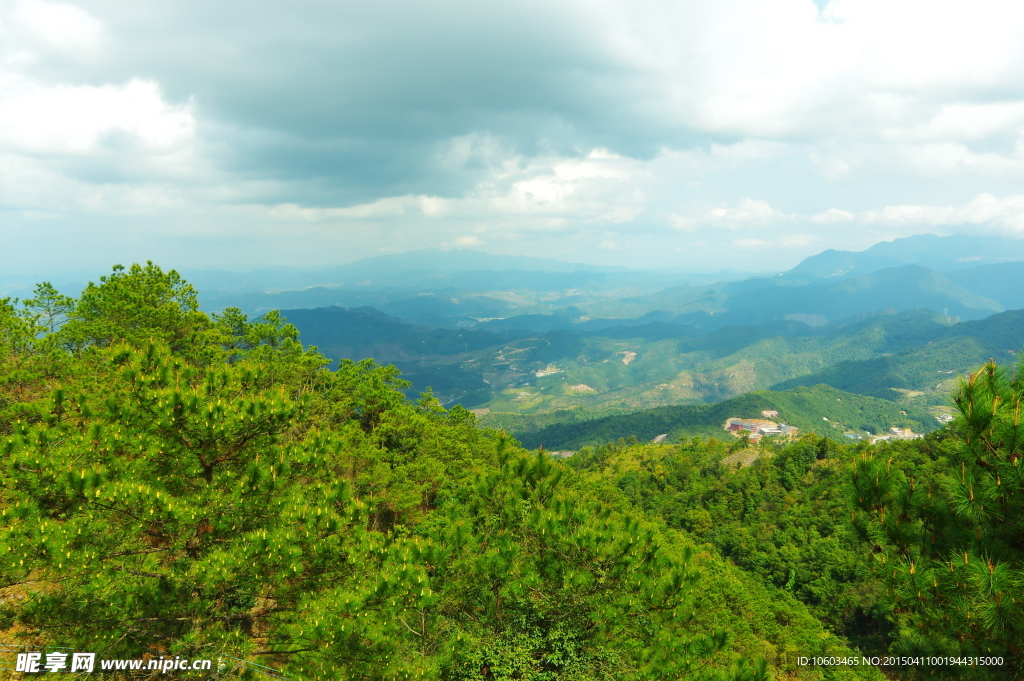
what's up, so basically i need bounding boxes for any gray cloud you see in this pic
[37,0,709,198]
[5,0,1024,278]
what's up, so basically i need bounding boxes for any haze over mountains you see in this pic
[149,232,1023,440]
[191,232,1024,324]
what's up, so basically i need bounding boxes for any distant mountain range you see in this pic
[171,233,1024,426]
[191,234,1023,329]
[482,263,1008,333]
[711,263,1004,324]
[210,259,1019,335]
[280,306,509,362]
[187,232,1024,295]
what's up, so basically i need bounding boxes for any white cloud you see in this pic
[810,208,854,224]
[862,193,1024,232]
[4,0,102,57]
[779,233,817,247]
[668,214,697,232]
[733,238,767,249]
[646,0,1024,143]
[485,148,651,221]
[0,77,195,156]
[664,193,1024,254]
[898,102,1024,143]
[671,198,789,231]
[708,198,781,226]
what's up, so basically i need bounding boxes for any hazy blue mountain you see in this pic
[600,264,1003,330]
[190,234,1024,413]
[946,261,1024,310]
[202,288,399,316]
[335,248,629,274]
[784,233,1024,280]
[807,308,957,350]
[195,267,699,314]
[191,235,1024,336]
[476,312,580,333]
[475,310,714,338]
[275,294,1019,414]
[721,265,1002,324]
[378,294,513,326]
[280,306,513,362]
[583,322,706,341]
[201,286,517,323]
[940,308,1024,351]
[394,269,684,294]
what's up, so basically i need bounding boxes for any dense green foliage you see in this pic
[565,436,889,651]
[517,384,933,450]
[851,360,1024,677]
[1,264,890,680]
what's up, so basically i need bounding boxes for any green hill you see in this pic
[515,385,934,450]
[772,309,1024,400]
[770,336,989,400]
[455,311,967,414]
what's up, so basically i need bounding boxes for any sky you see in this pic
[4,0,1024,279]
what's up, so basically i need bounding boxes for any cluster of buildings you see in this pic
[869,427,923,444]
[723,404,934,445]
[723,416,799,442]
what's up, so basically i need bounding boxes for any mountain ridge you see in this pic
[785,233,1024,280]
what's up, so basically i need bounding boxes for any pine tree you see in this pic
[851,359,1024,678]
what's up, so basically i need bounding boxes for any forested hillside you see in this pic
[564,419,1024,680]
[1,264,885,680]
